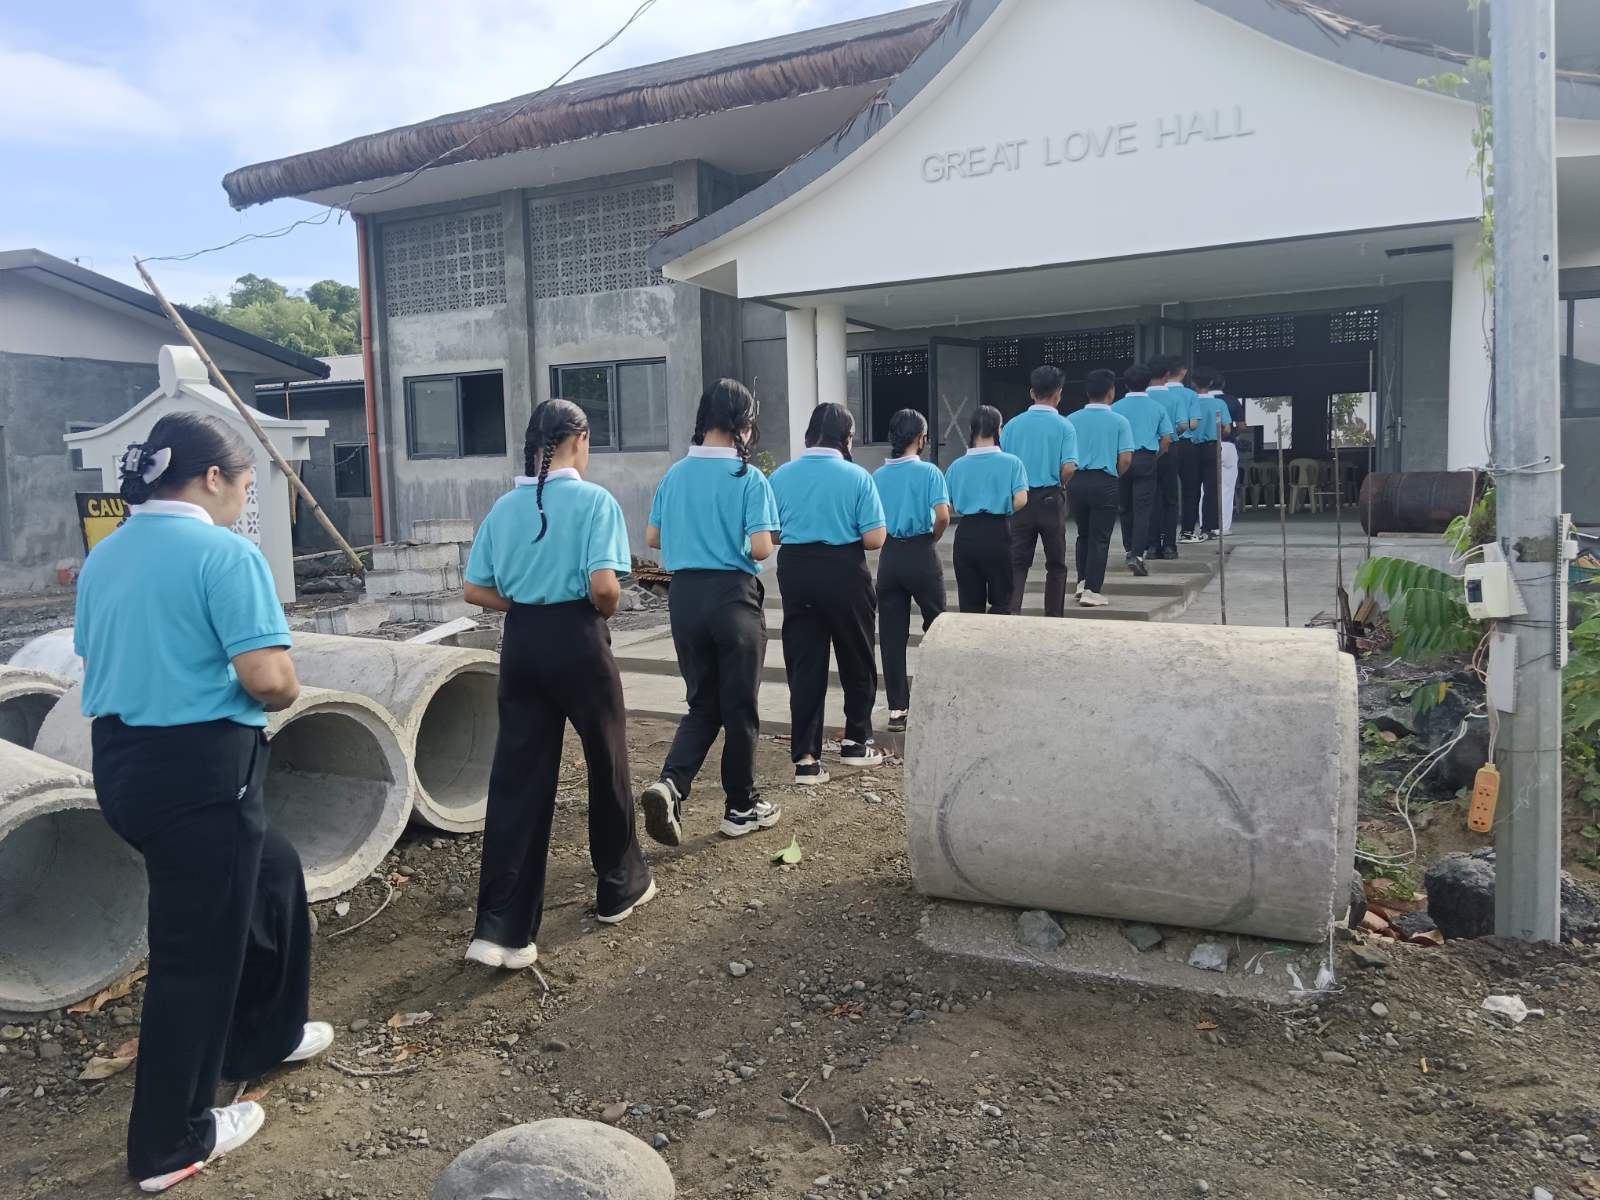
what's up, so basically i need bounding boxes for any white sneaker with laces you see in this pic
[720,799,782,838]
[839,740,885,768]
[464,939,539,970]
[1079,590,1111,607]
[1075,579,1087,597]
[597,878,658,925]
[138,1102,264,1193]
[283,1021,334,1064]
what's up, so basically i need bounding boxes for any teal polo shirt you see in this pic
[466,471,631,605]
[873,457,950,538]
[648,448,779,575]
[1191,391,1233,443]
[1149,384,1187,440]
[1168,383,1203,441]
[1111,391,1175,453]
[1066,404,1135,477]
[769,449,886,545]
[945,447,1028,515]
[999,406,1079,488]
[75,503,291,728]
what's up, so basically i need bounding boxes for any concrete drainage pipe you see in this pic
[0,667,69,751]
[10,629,83,684]
[289,633,499,833]
[36,686,413,902]
[904,614,1357,944]
[0,743,146,1014]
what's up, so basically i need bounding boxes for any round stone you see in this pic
[432,1119,674,1200]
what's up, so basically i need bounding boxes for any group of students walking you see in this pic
[72,359,1243,1191]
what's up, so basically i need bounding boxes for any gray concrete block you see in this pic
[387,592,476,626]
[372,542,463,573]
[366,566,464,598]
[413,518,476,545]
[432,1118,673,1200]
[904,614,1357,944]
[0,741,147,1013]
[312,603,389,636]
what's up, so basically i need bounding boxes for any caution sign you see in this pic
[77,493,129,553]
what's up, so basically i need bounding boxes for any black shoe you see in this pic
[794,762,830,786]
[1126,554,1149,578]
[639,779,683,847]
[887,711,908,733]
[839,740,885,768]
[1161,547,1180,560]
[720,799,782,838]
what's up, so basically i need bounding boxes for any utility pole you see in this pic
[1491,0,1564,942]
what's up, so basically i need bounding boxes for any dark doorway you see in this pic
[979,326,1136,418]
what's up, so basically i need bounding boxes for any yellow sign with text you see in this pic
[77,493,129,553]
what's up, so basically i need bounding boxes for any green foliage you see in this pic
[1354,557,1478,657]
[1412,680,1452,717]
[1418,51,1493,290]
[1361,722,1421,765]
[754,450,779,478]
[1331,393,1375,446]
[1443,486,1496,556]
[1566,591,1600,745]
[192,274,360,356]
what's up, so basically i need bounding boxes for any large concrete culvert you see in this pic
[290,633,499,833]
[10,629,83,684]
[0,667,69,751]
[904,614,1358,944]
[0,743,146,1014]
[36,686,413,902]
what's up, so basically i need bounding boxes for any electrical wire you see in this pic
[1355,710,1485,870]
[136,0,662,267]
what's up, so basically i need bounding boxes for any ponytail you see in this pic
[523,399,589,542]
[887,408,928,458]
[118,411,253,505]
[693,378,761,478]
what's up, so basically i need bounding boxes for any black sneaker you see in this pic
[720,799,782,838]
[639,779,683,847]
[1180,530,1206,545]
[1126,554,1149,577]
[839,740,884,768]
[794,762,830,786]
[1160,547,1180,560]
[887,711,908,733]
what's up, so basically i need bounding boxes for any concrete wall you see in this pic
[0,352,257,590]
[255,386,374,550]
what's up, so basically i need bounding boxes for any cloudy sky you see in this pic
[1,0,909,304]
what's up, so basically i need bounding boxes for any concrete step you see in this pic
[371,542,466,573]
[366,565,464,598]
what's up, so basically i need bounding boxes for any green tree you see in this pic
[228,273,288,308]
[192,274,360,356]
[305,279,359,322]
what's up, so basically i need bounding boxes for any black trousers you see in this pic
[777,543,878,762]
[1068,470,1121,594]
[91,717,310,1182]
[1179,440,1219,533]
[1150,448,1181,555]
[660,569,765,813]
[477,600,649,947]
[953,513,1013,614]
[1119,450,1158,558]
[1008,486,1068,616]
[876,534,945,712]
[1197,441,1221,531]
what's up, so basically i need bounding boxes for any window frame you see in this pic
[1562,292,1600,418]
[847,346,930,446]
[404,370,507,460]
[66,421,98,472]
[548,357,669,452]
[332,442,372,499]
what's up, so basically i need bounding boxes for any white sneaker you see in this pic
[1075,579,1087,597]
[794,762,830,786]
[838,740,885,768]
[283,1021,334,1064]
[720,799,782,838]
[639,779,684,847]
[1180,531,1207,545]
[464,938,539,970]
[1079,590,1110,607]
[138,1102,264,1192]
[597,878,658,925]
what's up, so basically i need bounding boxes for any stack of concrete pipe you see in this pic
[0,667,70,752]
[904,614,1357,944]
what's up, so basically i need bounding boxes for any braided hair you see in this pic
[692,378,760,477]
[117,412,253,505]
[523,399,589,542]
[803,402,856,462]
[968,404,1004,445]
[887,409,928,458]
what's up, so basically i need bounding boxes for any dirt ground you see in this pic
[4,717,1600,1200]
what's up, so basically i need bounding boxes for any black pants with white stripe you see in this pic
[477,601,650,948]
[876,533,946,713]
[953,513,1013,614]
[92,717,310,1182]
[660,569,765,814]
[777,542,878,762]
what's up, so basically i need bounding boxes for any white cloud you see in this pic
[0,48,171,143]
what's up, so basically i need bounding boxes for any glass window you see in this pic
[554,365,613,447]
[459,374,507,457]
[1246,397,1292,449]
[617,360,668,450]
[407,378,460,458]
[1329,392,1376,448]
[845,354,865,437]
[333,443,370,498]
[1565,296,1600,416]
[66,421,97,471]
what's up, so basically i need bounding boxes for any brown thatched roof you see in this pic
[222,4,951,210]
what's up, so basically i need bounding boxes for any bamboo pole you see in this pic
[134,259,365,574]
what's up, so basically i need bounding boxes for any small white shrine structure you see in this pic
[65,345,328,602]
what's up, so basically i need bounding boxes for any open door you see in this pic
[1374,305,1404,472]
[929,337,981,468]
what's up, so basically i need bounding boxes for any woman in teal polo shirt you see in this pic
[462,399,654,971]
[872,409,950,733]
[638,379,781,844]
[75,412,331,1192]
[768,402,887,785]
[944,405,1028,614]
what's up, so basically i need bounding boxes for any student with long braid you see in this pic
[872,409,949,733]
[462,399,654,971]
[638,380,782,843]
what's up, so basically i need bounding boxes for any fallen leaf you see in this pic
[77,1056,135,1081]
[113,1038,139,1060]
[771,836,803,866]
[1363,878,1399,900]
[1408,929,1446,946]
[240,1084,272,1103]
[1195,1022,1219,1031]
[387,1011,433,1029]
[67,968,148,1015]
[1378,729,1399,743]
[1360,910,1393,935]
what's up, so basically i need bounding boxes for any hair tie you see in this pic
[119,443,172,485]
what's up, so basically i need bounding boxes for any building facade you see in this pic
[227,1,1600,540]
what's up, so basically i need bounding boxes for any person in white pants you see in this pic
[1194,368,1241,534]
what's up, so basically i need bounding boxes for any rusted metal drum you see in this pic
[1358,471,1478,536]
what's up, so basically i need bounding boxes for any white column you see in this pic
[784,307,818,461]
[1447,231,1492,469]
[815,304,849,411]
